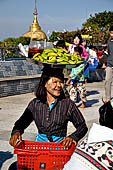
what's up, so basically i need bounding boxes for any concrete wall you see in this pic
[0,60,42,78]
[0,60,42,97]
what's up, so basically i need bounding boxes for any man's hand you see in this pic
[9,132,22,147]
[59,137,77,148]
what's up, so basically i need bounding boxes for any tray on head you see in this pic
[27,59,83,69]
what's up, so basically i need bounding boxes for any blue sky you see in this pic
[0,0,113,41]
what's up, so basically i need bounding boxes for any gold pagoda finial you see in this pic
[32,0,41,30]
[22,0,47,40]
[35,0,37,9]
[34,0,38,16]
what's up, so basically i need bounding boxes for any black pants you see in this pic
[8,161,17,170]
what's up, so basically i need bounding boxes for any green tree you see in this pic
[48,11,113,45]
[3,37,30,47]
[16,37,30,46]
[81,11,113,44]
[49,30,80,43]
[49,31,59,42]
[82,11,113,30]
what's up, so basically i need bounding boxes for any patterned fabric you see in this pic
[68,84,87,103]
[11,97,88,142]
[70,63,85,83]
[35,102,64,142]
[77,84,87,103]
[75,138,113,170]
[69,63,87,103]
[68,85,78,102]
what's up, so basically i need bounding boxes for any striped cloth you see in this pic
[11,97,88,142]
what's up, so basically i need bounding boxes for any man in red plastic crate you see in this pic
[8,66,88,170]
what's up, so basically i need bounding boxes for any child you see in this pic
[66,46,87,108]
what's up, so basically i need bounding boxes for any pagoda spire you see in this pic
[32,0,41,31]
[35,0,37,9]
[22,0,47,40]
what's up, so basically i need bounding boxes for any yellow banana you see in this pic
[52,48,58,53]
[33,53,40,58]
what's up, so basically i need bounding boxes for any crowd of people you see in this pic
[8,25,113,170]
[63,25,113,170]
[56,32,108,108]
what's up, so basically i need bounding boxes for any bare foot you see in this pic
[79,102,86,108]
[85,79,87,84]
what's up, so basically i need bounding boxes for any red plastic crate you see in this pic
[14,140,75,170]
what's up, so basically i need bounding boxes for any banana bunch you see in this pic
[32,48,84,65]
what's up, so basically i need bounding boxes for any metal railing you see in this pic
[0,47,22,61]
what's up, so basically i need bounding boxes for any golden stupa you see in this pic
[22,1,47,40]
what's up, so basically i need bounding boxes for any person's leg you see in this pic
[8,161,17,170]
[105,67,113,102]
[78,84,87,108]
[69,84,78,102]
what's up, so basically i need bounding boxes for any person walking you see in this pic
[104,26,113,103]
[66,46,87,108]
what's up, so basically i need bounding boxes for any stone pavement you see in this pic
[0,80,112,170]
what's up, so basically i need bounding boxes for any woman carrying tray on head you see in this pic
[8,66,88,170]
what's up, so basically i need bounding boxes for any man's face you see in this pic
[45,77,64,97]
[110,31,113,38]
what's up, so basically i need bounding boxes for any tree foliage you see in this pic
[1,11,113,46]
[49,31,59,42]
[82,11,113,30]
[80,11,113,44]
[2,37,30,47]
[49,11,113,44]
[49,30,81,43]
